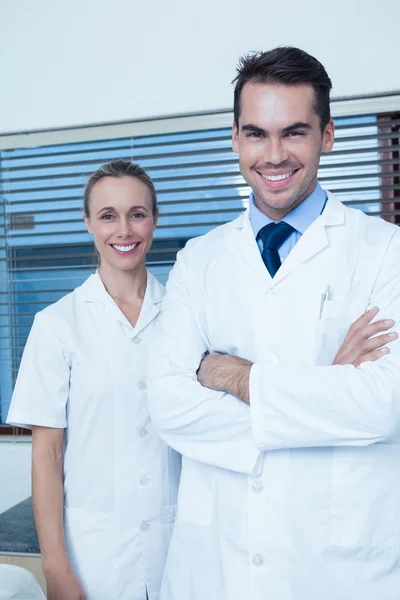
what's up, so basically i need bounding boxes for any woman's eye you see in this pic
[101,214,114,220]
[132,213,145,219]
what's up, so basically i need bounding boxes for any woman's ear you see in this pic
[83,212,93,234]
[153,209,159,230]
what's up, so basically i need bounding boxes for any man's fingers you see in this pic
[357,331,398,354]
[356,318,395,341]
[333,308,397,367]
[348,306,380,335]
[345,314,395,351]
[354,346,391,368]
[353,329,398,367]
[337,330,397,367]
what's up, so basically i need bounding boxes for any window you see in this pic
[1,107,399,424]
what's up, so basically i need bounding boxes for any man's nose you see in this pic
[264,138,289,166]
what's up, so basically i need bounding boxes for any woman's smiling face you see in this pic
[84,175,157,272]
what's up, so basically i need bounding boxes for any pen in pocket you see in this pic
[319,285,331,319]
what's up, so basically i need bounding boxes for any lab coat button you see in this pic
[140,521,150,532]
[139,427,149,438]
[139,475,150,486]
[267,287,279,296]
[267,354,279,364]
[252,481,263,493]
[252,554,264,567]
[137,381,147,390]
[133,337,142,344]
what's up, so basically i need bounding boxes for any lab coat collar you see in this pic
[134,271,164,337]
[231,191,346,285]
[77,270,164,336]
[76,271,109,305]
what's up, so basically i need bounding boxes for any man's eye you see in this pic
[248,132,263,139]
[287,131,304,138]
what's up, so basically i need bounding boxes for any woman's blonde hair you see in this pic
[84,160,158,218]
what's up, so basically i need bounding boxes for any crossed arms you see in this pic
[148,230,400,473]
[197,307,398,404]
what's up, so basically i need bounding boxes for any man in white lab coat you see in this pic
[148,47,400,600]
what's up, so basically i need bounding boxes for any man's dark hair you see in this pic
[232,46,332,131]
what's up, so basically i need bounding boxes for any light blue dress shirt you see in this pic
[249,181,327,261]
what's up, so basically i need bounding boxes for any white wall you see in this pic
[0,0,399,134]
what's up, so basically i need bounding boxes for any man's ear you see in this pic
[322,119,335,153]
[232,120,239,153]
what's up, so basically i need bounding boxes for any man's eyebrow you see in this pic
[241,124,266,135]
[241,122,312,136]
[281,122,312,134]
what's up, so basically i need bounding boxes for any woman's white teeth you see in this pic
[262,171,294,182]
[113,243,137,252]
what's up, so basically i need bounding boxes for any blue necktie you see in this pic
[258,222,295,277]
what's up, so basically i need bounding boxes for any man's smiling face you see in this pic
[232,82,334,220]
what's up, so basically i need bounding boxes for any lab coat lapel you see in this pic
[134,271,164,338]
[230,209,270,281]
[82,272,131,329]
[271,218,329,285]
[233,193,346,287]
[272,192,346,285]
[75,271,108,305]
[76,273,121,387]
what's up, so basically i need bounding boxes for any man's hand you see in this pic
[333,306,398,367]
[197,307,398,404]
[197,353,252,404]
[45,570,86,600]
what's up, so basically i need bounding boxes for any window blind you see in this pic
[1,112,399,423]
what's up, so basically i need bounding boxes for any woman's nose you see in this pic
[116,218,131,238]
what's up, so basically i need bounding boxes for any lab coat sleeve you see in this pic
[250,229,400,451]
[6,312,70,429]
[147,248,262,476]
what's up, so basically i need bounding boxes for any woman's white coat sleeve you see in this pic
[7,313,70,429]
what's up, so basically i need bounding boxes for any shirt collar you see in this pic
[249,181,327,238]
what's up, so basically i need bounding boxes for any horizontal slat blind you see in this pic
[1,112,399,423]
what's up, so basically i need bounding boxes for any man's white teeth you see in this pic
[113,243,137,252]
[262,171,294,182]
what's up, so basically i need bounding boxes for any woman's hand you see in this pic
[333,307,398,367]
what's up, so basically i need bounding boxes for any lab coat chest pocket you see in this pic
[176,459,214,526]
[314,300,356,365]
[329,445,400,549]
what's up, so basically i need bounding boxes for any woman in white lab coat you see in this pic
[7,160,181,600]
